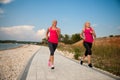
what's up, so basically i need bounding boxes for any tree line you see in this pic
[42,33,82,44]
[0,40,41,45]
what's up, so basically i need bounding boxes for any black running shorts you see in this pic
[48,41,58,56]
[83,41,92,56]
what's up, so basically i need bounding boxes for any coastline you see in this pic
[0,43,24,51]
[0,45,24,51]
[0,44,40,80]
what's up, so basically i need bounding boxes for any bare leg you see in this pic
[80,55,86,65]
[48,56,52,67]
[82,55,86,61]
[51,55,54,65]
[87,55,91,64]
[50,55,55,69]
[87,55,92,67]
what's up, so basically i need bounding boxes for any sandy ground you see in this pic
[0,45,40,80]
[57,50,75,59]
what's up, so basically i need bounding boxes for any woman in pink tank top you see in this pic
[80,21,96,67]
[46,20,61,69]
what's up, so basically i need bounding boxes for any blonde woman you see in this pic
[80,22,96,67]
[46,20,61,69]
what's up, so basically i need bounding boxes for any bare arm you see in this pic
[56,28,61,38]
[90,28,96,38]
[93,29,96,38]
[46,28,49,40]
[80,29,85,40]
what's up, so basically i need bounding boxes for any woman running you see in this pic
[46,20,61,69]
[80,21,96,67]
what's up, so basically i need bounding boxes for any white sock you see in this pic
[81,58,83,61]
[51,65,54,67]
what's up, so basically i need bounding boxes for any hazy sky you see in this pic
[0,0,120,41]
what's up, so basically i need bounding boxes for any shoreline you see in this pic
[0,44,40,80]
[0,45,24,51]
[0,43,25,51]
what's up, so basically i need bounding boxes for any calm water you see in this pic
[0,43,24,50]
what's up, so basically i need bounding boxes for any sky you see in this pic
[0,0,120,41]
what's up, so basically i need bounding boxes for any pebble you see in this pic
[0,45,40,80]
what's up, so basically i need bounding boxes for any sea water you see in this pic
[0,43,24,50]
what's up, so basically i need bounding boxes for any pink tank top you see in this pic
[84,27,94,43]
[48,27,58,43]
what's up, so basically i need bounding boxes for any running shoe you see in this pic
[48,60,51,67]
[51,65,55,69]
[51,67,55,69]
[80,60,83,65]
[88,63,92,68]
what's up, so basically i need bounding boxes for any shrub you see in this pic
[73,47,81,60]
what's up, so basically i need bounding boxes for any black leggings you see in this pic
[83,41,92,56]
[48,41,58,56]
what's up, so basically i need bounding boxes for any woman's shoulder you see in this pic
[90,27,94,30]
[82,27,85,31]
[48,27,52,30]
[56,27,60,30]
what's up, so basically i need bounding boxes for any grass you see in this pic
[92,45,120,76]
[58,43,74,53]
[57,40,120,76]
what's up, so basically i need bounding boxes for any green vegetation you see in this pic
[73,47,81,60]
[41,33,82,45]
[59,33,82,44]
[58,43,74,53]
[1,34,119,76]
[92,45,120,76]
[57,35,120,76]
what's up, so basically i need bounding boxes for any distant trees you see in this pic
[0,40,41,45]
[0,40,17,43]
[71,33,81,43]
[41,33,82,44]
[41,38,48,44]
[59,33,82,44]
[109,35,114,37]
[61,34,71,44]
[109,35,120,37]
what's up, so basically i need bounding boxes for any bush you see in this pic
[73,47,81,60]
[109,35,114,37]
